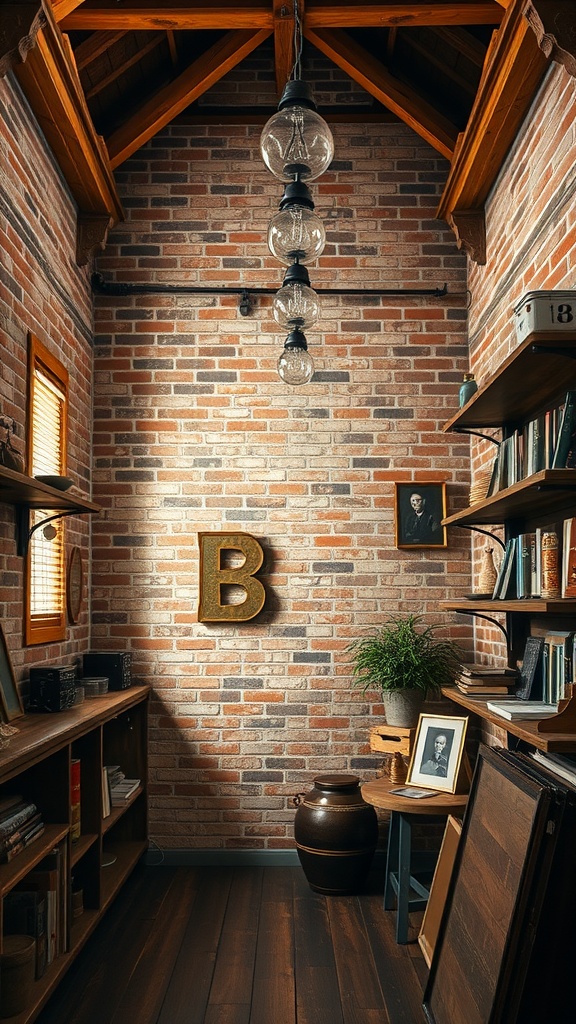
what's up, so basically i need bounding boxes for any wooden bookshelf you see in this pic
[0,686,149,1023]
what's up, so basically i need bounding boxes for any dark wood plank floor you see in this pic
[36,864,429,1024]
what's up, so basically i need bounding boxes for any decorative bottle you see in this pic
[459,373,478,408]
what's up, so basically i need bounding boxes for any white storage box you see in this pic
[514,290,576,343]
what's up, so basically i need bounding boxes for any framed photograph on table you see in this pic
[406,714,468,794]
[395,481,447,548]
[0,623,24,722]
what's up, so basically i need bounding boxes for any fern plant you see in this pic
[347,614,461,698]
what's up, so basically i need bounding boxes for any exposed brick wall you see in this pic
[93,91,472,848]
[467,63,576,663]
[0,74,93,680]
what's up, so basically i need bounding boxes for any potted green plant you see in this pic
[347,613,462,727]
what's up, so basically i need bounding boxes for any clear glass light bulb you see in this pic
[273,280,320,330]
[277,344,315,386]
[267,205,326,265]
[260,105,334,182]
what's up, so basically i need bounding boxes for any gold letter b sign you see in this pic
[198,532,266,622]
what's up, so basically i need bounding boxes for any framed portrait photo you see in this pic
[395,481,447,549]
[0,623,24,722]
[406,714,468,794]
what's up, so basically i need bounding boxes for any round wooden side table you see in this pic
[362,778,468,944]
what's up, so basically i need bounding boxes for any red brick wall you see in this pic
[467,63,576,663]
[93,107,472,849]
[0,75,93,678]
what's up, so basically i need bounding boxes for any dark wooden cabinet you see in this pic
[0,687,149,1023]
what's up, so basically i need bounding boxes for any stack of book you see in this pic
[456,663,517,696]
[0,795,45,864]
[102,765,141,814]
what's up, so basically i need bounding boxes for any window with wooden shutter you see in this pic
[25,335,69,645]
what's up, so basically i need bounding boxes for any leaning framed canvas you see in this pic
[406,714,468,794]
[0,623,24,722]
[394,481,447,548]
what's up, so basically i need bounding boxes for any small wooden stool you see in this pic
[362,778,468,944]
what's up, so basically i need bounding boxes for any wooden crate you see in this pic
[369,724,416,756]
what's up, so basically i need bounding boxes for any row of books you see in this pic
[484,631,575,718]
[3,844,68,979]
[486,388,576,497]
[492,517,576,600]
[0,794,45,864]
[102,765,141,817]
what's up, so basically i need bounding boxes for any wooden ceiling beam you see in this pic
[11,1,123,232]
[51,0,85,20]
[305,2,503,28]
[85,32,165,99]
[434,26,489,64]
[304,26,458,158]
[438,1,547,216]
[60,1,504,32]
[74,31,127,71]
[403,35,478,93]
[105,27,272,168]
[61,2,274,31]
[273,0,298,98]
[437,0,549,263]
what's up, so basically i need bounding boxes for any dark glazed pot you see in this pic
[294,774,378,895]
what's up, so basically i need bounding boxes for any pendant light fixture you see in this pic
[267,179,326,266]
[260,0,333,385]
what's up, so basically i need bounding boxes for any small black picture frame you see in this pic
[395,481,447,548]
[0,623,24,722]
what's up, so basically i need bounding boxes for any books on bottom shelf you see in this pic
[110,779,141,805]
[3,889,48,978]
[103,765,141,811]
[14,844,68,963]
[486,700,559,721]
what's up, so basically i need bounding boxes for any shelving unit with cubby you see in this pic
[0,686,149,1023]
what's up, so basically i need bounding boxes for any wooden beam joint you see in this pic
[449,209,487,265]
[76,214,113,267]
[524,0,576,77]
[0,1,46,78]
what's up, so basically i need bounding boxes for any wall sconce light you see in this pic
[260,0,333,385]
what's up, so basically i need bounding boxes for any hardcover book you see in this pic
[552,390,576,468]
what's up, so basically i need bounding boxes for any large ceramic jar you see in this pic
[294,774,378,895]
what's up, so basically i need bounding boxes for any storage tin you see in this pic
[514,290,576,343]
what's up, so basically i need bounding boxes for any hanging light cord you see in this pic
[291,0,304,81]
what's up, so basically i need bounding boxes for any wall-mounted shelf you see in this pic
[0,465,101,555]
[441,686,576,753]
[443,469,576,528]
[441,598,576,615]
[443,332,576,431]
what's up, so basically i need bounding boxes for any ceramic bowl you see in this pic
[34,475,74,491]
